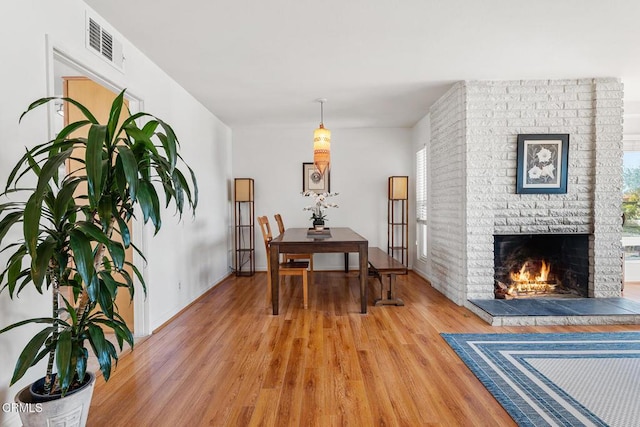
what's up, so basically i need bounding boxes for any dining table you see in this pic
[269,227,369,314]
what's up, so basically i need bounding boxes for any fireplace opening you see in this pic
[494,234,589,299]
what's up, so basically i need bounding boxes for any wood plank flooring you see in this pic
[88,272,640,426]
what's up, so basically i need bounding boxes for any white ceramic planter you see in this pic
[14,372,96,427]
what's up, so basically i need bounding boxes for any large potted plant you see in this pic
[0,90,197,426]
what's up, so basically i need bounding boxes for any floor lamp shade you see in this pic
[388,176,408,200]
[235,178,254,202]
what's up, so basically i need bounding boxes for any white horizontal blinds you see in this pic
[416,146,427,222]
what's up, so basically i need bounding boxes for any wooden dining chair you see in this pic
[274,213,314,275]
[258,216,309,309]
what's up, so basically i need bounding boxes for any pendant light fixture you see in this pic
[313,98,331,176]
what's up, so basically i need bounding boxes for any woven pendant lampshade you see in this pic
[313,98,331,176]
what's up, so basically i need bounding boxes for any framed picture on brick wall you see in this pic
[516,134,569,194]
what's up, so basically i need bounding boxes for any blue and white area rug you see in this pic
[441,332,640,427]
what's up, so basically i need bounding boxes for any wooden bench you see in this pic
[368,247,407,306]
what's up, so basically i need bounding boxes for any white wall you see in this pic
[0,2,231,424]
[232,127,413,270]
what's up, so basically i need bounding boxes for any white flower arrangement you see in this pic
[302,191,339,222]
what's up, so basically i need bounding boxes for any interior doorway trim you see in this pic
[45,34,150,337]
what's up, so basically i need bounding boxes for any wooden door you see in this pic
[63,77,135,331]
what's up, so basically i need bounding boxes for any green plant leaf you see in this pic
[68,229,95,289]
[53,178,80,224]
[106,90,126,145]
[129,242,147,264]
[55,329,73,394]
[124,123,159,156]
[171,169,189,214]
[3,136,76,193]
[0,211,22,244]
[23,192,41,258]
[15,271,34,295]
[35,149,73,197]
[137,180,161,233]
[75,347,88,384]
[88,324,112,380]
[32,237,56,292]
[60,293,78,327]
[96,278,114,319]
[2,246,27,297]
[60,97,99,124]
[86,273,100,303]
[0,201,24,212]
[157,131,177,172]
[98,195,114,231]
[102,256,112,272]
[0,317,57,334]
[9,327,54,385]
[19,97,57,123]
[116,216,130,248]
[107,240,125,271]
[114,155,128,200]
[98,271,118,298]
[23,149,74,259]
[118,268,135,299]
[116,145,138,201]
[126,262,146,297]
[94,315,133,349]
[75,221,109,245]
[86,124,107,208]
[17,96,97,128]
[4,144,46,192]
[186,163,199,210]
[141,119,159,137]
[55,120,92,143]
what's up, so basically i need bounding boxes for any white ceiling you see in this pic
[83,0,640,129]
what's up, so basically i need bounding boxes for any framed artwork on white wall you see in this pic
[302,162,330,193]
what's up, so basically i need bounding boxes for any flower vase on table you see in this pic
[313,216,325,231]
[302,190,338,231]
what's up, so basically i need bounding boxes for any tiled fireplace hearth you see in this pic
[424,78,633,325]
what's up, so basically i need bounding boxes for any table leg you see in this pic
[344,253,349,273]
[359,244,367,313]
[269,244,280,315]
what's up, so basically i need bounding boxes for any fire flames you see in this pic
[507,260,557,295]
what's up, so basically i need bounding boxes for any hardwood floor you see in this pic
[623,280,640,301]
[88,272,640,426]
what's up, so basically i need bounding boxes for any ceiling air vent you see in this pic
[86,14,124,71]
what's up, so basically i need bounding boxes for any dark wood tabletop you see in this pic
[269,227,368,314]
[270,227,367,248]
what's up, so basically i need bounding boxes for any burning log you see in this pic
[495,281,509,299]
[508,281,557,295]
[502,259,560,297]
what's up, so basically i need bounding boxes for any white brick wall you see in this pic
[427,83,467,304]
[427,78,624,304]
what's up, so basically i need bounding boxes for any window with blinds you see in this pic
[416,146,427,223]
[416,146,427,260]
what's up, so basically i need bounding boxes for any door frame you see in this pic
[45,35,150,337]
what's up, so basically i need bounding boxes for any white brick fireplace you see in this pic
[425,78,624,306]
